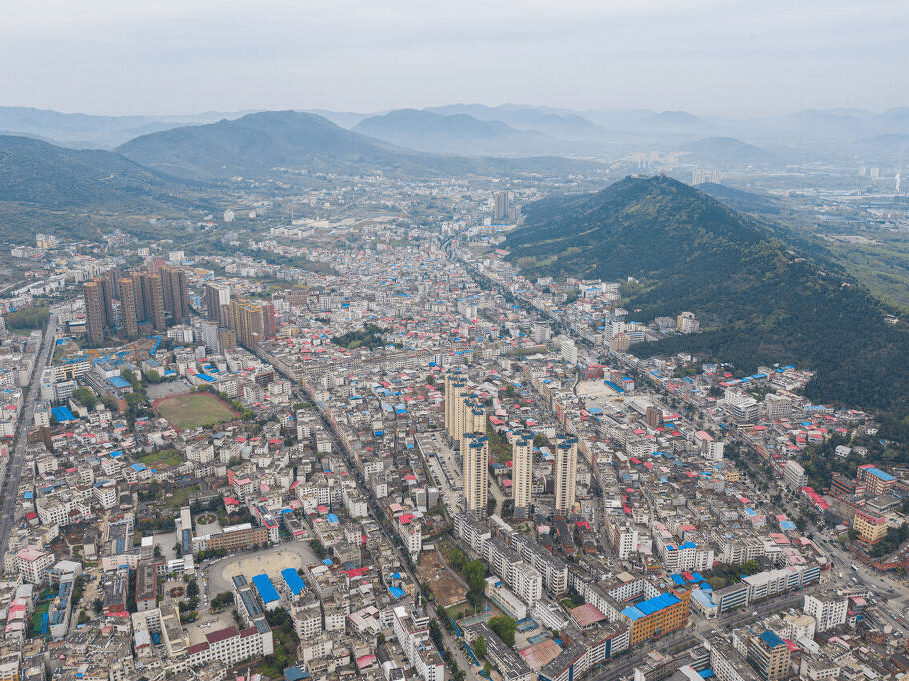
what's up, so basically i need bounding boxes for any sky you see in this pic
[1,0,907,117]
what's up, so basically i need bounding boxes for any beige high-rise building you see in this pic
[459,396,486,452]
[144,273,166,332]
[119,277,139,338]
[444,372,468,445]
[512,434,533,515]
[228,298,276,349]
[127,271,144,322]
[553,434,578,516]
[204,282,231,325]
[83,279,106,345]
[160,265,190,322]
[463,432,489,516]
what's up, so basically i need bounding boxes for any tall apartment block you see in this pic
[554,434,578,516]
[512,433,533,516]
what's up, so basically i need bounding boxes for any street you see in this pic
[0,313,56,559]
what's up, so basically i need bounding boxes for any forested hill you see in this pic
[0,134,201,210]
[504,175,909,417]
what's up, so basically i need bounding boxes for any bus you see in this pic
[851,564,859,572]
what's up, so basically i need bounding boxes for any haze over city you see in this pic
[1,3,909,681]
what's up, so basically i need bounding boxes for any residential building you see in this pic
[746,630,790,681]
[463,432,489,516]
[803,592,847,632]
[554,435,578,515]
[512,434,533,514]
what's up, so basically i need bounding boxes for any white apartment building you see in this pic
[17,546,54,585]
[803,593,848,632]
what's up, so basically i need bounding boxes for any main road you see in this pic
[0,313,57,558]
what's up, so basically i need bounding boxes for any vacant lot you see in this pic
[418,550,468,609]
[154,392,238,430]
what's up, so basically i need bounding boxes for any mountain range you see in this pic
[0,106,249,149]
[504,176,909,417]
[353,109,572,156]
[4,104,908,168]
[116,110,603,180]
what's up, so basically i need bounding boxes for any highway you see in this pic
[0,313,57,558]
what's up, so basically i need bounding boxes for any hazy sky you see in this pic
[1,0,906,117]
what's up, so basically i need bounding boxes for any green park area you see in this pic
[154,392,238,430]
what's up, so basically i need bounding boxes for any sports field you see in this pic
[154,392,238,429]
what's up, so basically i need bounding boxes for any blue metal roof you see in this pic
[109,376,131,388]
[636,593,680,616]
[622,606,645,621]
[866,467,895,482]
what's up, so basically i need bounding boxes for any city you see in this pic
[0,179,906,681]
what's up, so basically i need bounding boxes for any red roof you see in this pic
[206,626,240,644]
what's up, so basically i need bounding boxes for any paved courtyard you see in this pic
[206,542,318,596]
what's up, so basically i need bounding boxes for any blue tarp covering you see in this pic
[670,574,686,586]
[51,406,76,422]
[252,574,280,603]
[281,568,306,595]
[389,586,405,599]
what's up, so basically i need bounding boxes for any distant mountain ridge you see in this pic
[424,103,602,140]
[117,110,603,180]
[681,137,776,166]
[504,176,909,416]
[0,105,250,149]
[354,109,569,156]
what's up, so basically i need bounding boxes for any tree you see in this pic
[187,579,199,599]
[310,539,327,559]
[473,634,486,659]
[145,369,162,384]
[92,598,103,614]
[462,560,486,599]
[73,387,97,410]
[488,615,516,646]
[377,632,386,646]
[449,548,466,571]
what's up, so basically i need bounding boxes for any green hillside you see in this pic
[0,134,215,244]
[505,175,909,417]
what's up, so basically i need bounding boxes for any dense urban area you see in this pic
[0,131,908,681]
